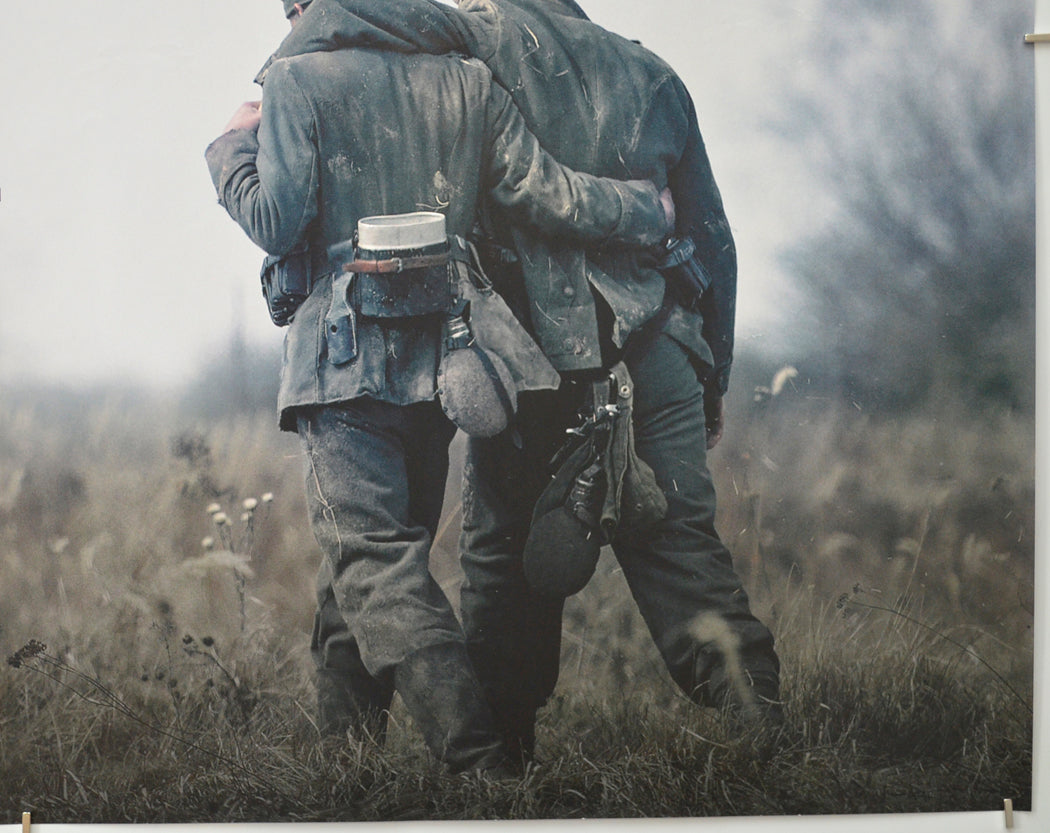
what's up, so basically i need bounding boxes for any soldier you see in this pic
[261,0,783,769]
[205,0,674,774]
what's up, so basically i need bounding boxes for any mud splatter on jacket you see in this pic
[206,47,669,426]
[261,0,737,392]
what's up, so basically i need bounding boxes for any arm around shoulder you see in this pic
[482,83,671,247]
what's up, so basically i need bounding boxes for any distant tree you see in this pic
[778,0,1034,412]
[178,306,282,421]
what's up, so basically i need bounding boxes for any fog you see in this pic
[0,0,824,389]
[0,0,1032,400]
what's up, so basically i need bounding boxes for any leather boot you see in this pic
[501,718,536,773]
[483,701,536,772]
[316,665,394,743]
[715,669,785,736]
[394,642,512,774]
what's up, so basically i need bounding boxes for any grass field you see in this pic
[0,379,1034,821]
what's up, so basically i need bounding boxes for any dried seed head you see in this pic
[212,512,230,526]
[7,640,47,668]
[242,497,259,511]
[261,492,274,504]
[241,512,252,523]
[201,537,215,550]
[206,502,222,515]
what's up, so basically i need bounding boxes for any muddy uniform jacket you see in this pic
[206,47,669,427]
[262,0,737,392]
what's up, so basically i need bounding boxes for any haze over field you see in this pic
[0,0,1042,824]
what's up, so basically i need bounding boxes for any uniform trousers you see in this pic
[299,399,507,772]
[301,399,461,682]
[458,327,780,750]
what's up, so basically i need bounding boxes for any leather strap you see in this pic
[340,252,449,274]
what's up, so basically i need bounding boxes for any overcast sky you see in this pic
[0,0,1025,389]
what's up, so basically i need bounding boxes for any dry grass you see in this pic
[0,382,1034,821]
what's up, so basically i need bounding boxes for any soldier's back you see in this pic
[273,49,497,246]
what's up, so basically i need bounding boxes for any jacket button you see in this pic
[562,286,576,298]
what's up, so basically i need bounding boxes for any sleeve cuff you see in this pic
[205,128,261,200]
[611,180,669,247]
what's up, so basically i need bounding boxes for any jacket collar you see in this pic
[255,0,468,83]
[251,0,589,85]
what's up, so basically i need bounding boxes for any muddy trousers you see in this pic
[299,399,505,772]
[458,331,780,759]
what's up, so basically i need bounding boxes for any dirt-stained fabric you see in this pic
[206,47,668,429]
[260,0,737,390]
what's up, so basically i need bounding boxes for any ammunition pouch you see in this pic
[316,215,559,426]
[653,236,711,311]
[260,246,324,326]
[321,237,453,367]
[327,238,453,318]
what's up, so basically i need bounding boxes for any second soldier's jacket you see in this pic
[206,46,669,428]
[260,0,738,393]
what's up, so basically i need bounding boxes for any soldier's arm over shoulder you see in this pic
[205,59,319,256]
[480,76,670,247]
